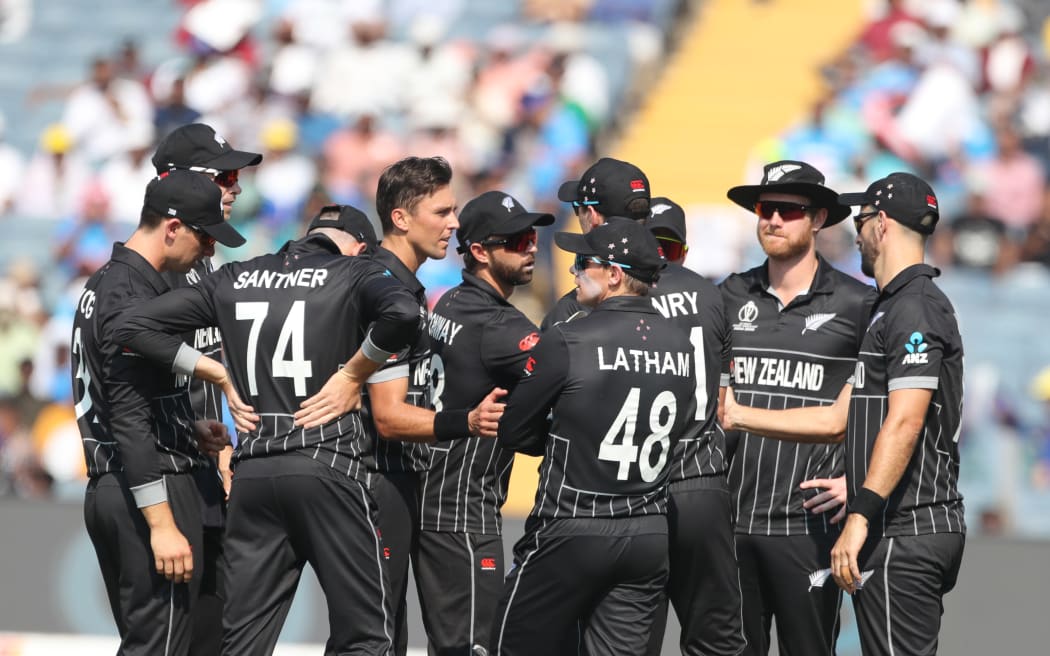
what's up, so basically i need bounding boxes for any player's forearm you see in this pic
[373,402,439,443]
[726,403,846,443]
[139,499,178,529]
[861,412,925,498]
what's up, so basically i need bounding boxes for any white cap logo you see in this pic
[765,164,801,182]
[502,196,515,212]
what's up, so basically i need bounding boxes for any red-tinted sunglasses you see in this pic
[655,235,688,261]
[213,169,240,187]
[481,229,537,254]
[755,200,810,221]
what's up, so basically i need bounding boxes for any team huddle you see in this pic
[71,123,965,656]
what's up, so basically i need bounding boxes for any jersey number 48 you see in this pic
[598,388,677,482]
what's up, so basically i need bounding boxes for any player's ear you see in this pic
[165,218,182,241]
[469,242,490,265]
[390,207,410,232]
[811,207,827,232]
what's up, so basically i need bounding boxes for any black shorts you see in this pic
[852,532,965,656]
[491,516,668,656]
[415,530,505,655]
[220,454,393,656]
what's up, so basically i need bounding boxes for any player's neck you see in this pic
[380,236,423,274]
[475,267,512,299]
[124,229,166,272]
[875,243,924,289]
[766,249,818,307]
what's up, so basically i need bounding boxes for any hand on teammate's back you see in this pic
[221,379,258,433]
[469,387,508,438]
[800,476,848,523]
[294,369,365,429]
[193,419,230,456]
[721,386,741,431]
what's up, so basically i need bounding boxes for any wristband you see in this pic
[849,487,885,522]
[434,409,471,440]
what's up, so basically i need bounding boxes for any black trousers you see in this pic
[84,471,222,656]
[736,532,842,656]
[220,455,393,656]
[646,482,747,656]
[852,532,965,656]
[491,517,669,656]
[415,530,505,656]
[372,470,422,656]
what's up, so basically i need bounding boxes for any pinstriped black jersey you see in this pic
[649,263,731,482]
[541,289,587,330]
[720,255,876,536]
[115,235,421,485]
[164,258,224,423]
[71,243,214,485]
[848,264,965,537]
[420,272,538,535]
[360,247,433,473]
[499,296,697,520]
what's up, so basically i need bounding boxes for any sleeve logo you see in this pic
[523,355,537,377]
[518,332,540,351]
[901,331,929,365]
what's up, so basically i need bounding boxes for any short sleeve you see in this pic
[884,295,947,391]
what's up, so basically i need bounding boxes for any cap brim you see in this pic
[647,217,686,241]
[202,220,247,247]
[728,182,852,228]
[837,192,870,207]
[557,180,581,203]
[553,231,593,255]
[208,149,263,171]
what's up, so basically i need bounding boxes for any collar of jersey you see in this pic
[879,263,939,297]
[748,253,838,299]
[592,295,658,314]
[279,233,343,257]
[372,247,425,296]
[460,270,513,306]
[111,241,172,296]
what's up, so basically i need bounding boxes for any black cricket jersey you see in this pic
[360,247,433,473]
[541,289,588,330]
[720,255,876,536]
[649,263,732,483]
[115,234,421,485]
[164,259,224,422]
[848,264,965,537]
[71,243,214,499]
[499,295,696,520]
[421,271,540,535]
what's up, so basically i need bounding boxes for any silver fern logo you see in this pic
[802,313,836,334]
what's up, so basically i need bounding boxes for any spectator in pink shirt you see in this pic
[979,120,1046,233]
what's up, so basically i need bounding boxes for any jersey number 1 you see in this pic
[598,388,677,482]
[236,301,313,396]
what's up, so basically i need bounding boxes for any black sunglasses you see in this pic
[755,201,811,221]
[480,229,537,254]
[853,210,879,232]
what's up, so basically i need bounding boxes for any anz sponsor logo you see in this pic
[901,331,929,365]
[732,300,759,332]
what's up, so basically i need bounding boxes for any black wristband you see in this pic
[849,487,885,522]
[433,409,471,440]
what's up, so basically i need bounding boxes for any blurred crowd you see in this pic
[3,0,1050,535]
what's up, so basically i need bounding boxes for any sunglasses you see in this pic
[655,235,688,261]
[573,254,633,272]
[183,221,216,246]
[480,229,537,254]
[853,210,879,232]
[213,169,239,187]
[755,201,811,221]
[572,200,600,216]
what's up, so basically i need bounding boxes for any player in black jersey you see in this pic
[494,218,692,656]
[541,157,651,329]
[294,157,505,655]
[71,171,244,655]
[835,173,965,655]
[114,203,422,655]
[641,198,746,656]
[417,191,554,655]
[150,122,261,653]
[720,161,877,656]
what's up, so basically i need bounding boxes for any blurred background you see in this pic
[2,0,1050,652]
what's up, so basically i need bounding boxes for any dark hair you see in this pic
[139,206,168,230]
[462,248,481,273]
[376,156,453,234]
[621,197,651,221]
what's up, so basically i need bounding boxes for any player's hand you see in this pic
[150,524,194,584]
[831,514,868,594]
[218,445,233,501]
[295,369,362,429]
[800,476,848,523]
[193,420,230,457]
[220,378,258,433]
[469,387,508,438]
[721,386,740,430]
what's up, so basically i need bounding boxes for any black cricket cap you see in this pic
[555,217,665,284]
[152,123,263,174]
[308,204,379,253]
[647,196,687,242]
[839,172,940,235]
[557,157,651,220]
[144,170,246,247]
[456,191,554,253]
[727,159,850,227]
